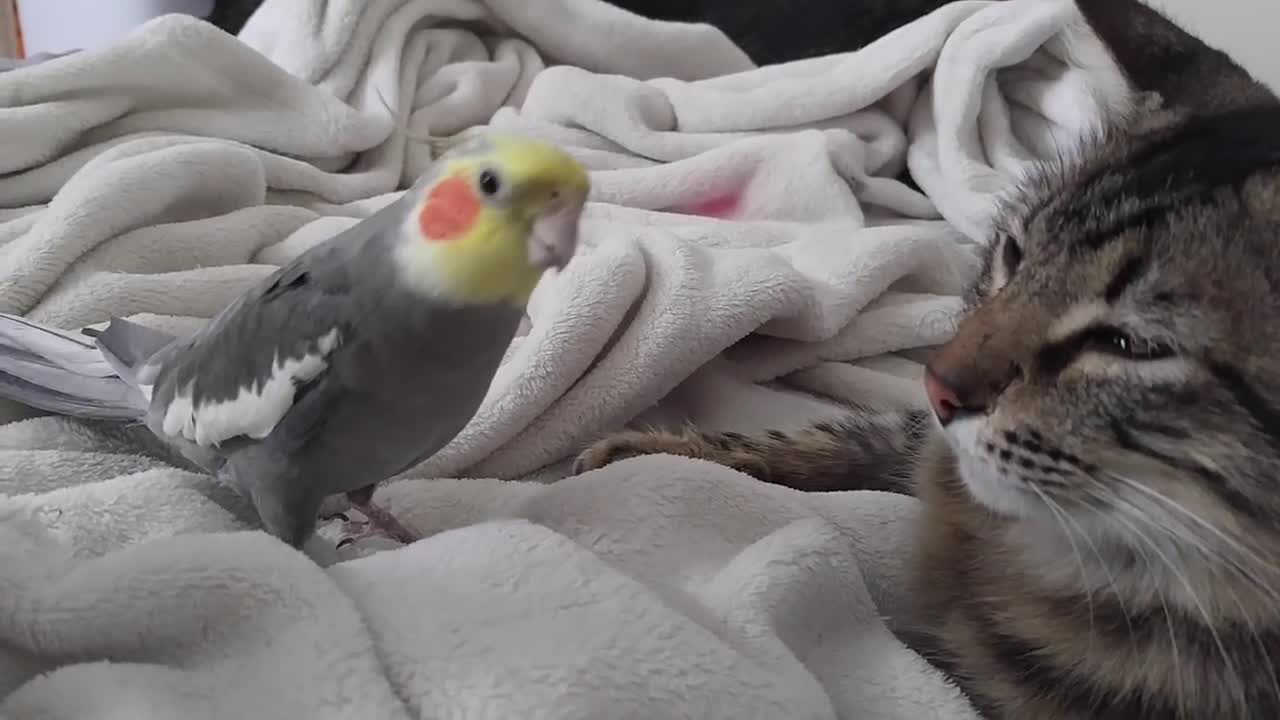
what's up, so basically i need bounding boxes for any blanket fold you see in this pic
[0,0,1130,717]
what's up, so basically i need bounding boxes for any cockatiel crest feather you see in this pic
[0,128,589,550]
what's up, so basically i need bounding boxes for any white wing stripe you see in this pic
[162,329,341,447]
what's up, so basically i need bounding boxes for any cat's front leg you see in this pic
[573,409,930,494]
[572,428,772,479]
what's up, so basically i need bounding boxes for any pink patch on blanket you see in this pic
[680,191,741,218]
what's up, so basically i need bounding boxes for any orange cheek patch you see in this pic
[418,175,480,241]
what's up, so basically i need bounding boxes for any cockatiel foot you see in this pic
[0,137,587,561]
[332,518,385,547]
[331,516,407,548]
[340,501,419,545]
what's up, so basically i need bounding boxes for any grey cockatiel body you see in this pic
[0,134,589,547]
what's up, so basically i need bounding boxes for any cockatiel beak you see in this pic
[527,195,585,272]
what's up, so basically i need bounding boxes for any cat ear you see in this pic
[1075,0,1277,113]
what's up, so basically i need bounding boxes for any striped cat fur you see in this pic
[575,1,1280,717]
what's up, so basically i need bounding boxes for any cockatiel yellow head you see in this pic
[394,133,590,306]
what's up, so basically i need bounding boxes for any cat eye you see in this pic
[1036,324,1176,375]
[1080,326,1175,361]
[1001,235,1023,274]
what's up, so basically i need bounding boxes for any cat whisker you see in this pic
[1096,469,1280,617]
[1221,578,1280,709]
[1035,482,1140,657]
[1082,491,1189,707]
[1098,471,1280,706]
[1028,483,1097,652]
[1080,481,1247,708]
[1081,486,1186,706]
[1108,472,1280,591]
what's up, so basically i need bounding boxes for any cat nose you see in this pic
[924,363,1020,427]
[924,368,964,426]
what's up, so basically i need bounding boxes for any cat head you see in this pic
[927,0,1280,606]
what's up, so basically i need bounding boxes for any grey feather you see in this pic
[0,313,150,419]
[0,369,141,420]
[93,317,179,386]
[0,136,586,549]
[0,208,521,547]
[0,313,117,376]
[139,191,421,450]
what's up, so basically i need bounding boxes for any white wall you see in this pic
[14,0,214,56]
[1148,0,1279,91]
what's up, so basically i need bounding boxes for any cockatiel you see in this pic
[0,133,589,548]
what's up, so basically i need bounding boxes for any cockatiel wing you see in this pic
[148,258,353,449]
[146,196,415,449]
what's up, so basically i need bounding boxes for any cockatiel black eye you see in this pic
[0,131,591,554]
[478,169,502,197]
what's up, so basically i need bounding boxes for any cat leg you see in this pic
[573,409,931,494]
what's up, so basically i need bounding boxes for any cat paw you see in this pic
[573,431,702,474]
[572,430,772,481]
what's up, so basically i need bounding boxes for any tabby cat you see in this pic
[574,0,1280,717]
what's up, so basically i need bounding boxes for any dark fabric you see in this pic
[609,0,971,65]
[205,0,970,63]
[207,0,266,34]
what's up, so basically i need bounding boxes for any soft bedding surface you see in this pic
[0,0,1129,717]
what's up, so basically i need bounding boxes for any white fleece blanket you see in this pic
[0,0,1131,717]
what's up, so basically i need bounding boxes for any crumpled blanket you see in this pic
[0,0,1129,717]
